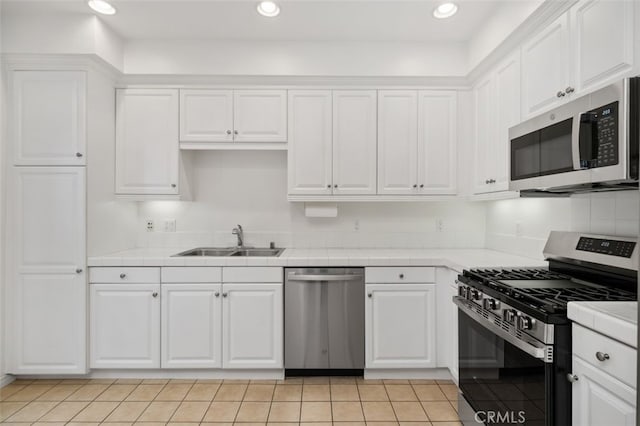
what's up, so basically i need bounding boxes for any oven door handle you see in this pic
[453,297,552,363]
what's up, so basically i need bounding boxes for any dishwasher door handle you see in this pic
[287,273,364,282]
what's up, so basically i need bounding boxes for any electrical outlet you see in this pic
[146,219,154,232]
[516,222,524,238]
[164,219,176,232]
[436,219,444,232]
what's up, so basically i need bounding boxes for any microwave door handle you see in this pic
[571,113,584,170]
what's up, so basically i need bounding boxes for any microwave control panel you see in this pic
[591,101,619,168]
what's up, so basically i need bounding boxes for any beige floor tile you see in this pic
[132,423,166,426]
[408,380,437,385]
[141,379,169,385]
[214,384,248,401]
[126,385,165,401]
[68,423,102,426]
[272,385,302,401]
[185,383,221,401]
[99,422,132,426]
[32,422,67,426]
[199,423,233,426]
[300,401,332,422]
[385,386,417,402]
[170,401,210,422]
[203,401,241,422]
[268,402,301,422]
[367,422,400,426]
[223,379,250,384]
[420,402,458,422]
[72,401,120,422]
[97,385,137,401]
[397,422,431,426]
[5,385,54,401]
[435,380,454,385]
[36,384,83,401]
[5,401,60,422]
[333,422,366,426]
[231,423,266,426]
[358,385,389,402]
[331,385,359,401]
[268,423,303,426]
[2,423,41,426]
[382,380,410,385]
[155,383,193,401]
[11,380,34,385]
[115,379,143,385]
[276,378,303,385]
[235,402,271,422]
[438,385,458,401]
[362,402,396,422]
[427,422,460,426]
[89,379,116,385]
[66,384,109,401]
[332,402,364,422]
[412,385,446,402]
[391,402,428,422]
[303,377,330,384]
[196,379,224,384]
[58,379,91,385]
[250,380,277,385]
[0,402,28,421]
[330,377,358,384]
[0,384,27,400]
[105,401,150,422]
[356,378,383,385]
[136,401,180,422]
[302,385,330,401]
[169,379,197,384]
[300,422,332,426]
[243,385,275,402]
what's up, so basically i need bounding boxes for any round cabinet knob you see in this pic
[485,179,490,184]
[76,152,83,158]
[413,184,418,188]
[119,273,126,279]
[565,86,575,94]
[234,130,238,135]
[226,130,232,135]
[399,274,404,279]
[334,184,338,188]
[490,179,496,184]
[215,292,220,297]
[557,91,566,98]
[367,293,372,298]
[223,292,228,298]
[419,184,424,188]
[75,268,83,274]
[152,292,158,298]
[595,352,610,362]
[171,183,177,188]
[566,373,579,383]
[327,184,331,188]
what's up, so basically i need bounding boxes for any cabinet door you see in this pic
[11,71,86,166]
[180,89,233,142]
[222,283,283,369]
[332,90,377,195]
[90,283,161,369]
[572,356,636,426]
[572,0,635,93]
[161,284,222,369]
[377,91,418,195]
[366,284,436,368]
[116,89,179,195]
[417,91,457,195]
[9,167,86,374]
[522,13,571,117]
[287,91,333,195]
[234,90,287,142]
[493,52,521,192]
[473,76,497,194]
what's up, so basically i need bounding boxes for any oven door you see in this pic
[455,300,552,426]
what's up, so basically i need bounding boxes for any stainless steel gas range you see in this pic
[454,231,638,426]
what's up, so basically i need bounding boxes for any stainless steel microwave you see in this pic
[509,77,639,195]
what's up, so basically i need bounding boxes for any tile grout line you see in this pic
[164,380,196,423]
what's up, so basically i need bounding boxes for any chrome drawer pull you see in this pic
[595,352,610,362]
[566,373,579,383]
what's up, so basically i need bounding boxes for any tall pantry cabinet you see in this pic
[5,66,95,374]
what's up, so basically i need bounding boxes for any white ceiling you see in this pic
[1,0,542,43]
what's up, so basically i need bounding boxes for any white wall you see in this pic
[485,191,640,259]
[136,151,487,250]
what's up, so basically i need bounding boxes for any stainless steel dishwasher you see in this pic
[284,268,365,372]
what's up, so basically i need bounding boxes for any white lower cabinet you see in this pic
[365,282,436,368]
[90,283,161,369]
[161,284,222,368]
[222,283,283,369]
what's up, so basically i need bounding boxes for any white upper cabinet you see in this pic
[180,90,233,142]
[571,0,636,94]
[233,90,287,142]
[11,71,86,166]
[377,91,418,195]
[473,76,496,194]
[417,91,457,194]
[522,13,571,117]
[332,90,377,195]
[179,89,287,144]
[116,89,180,195]
[287,90,333,196]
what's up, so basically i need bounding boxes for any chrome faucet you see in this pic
[232,224,244,248]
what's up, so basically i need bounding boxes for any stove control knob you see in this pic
[470,289,482,301]
[518,315,534,331]
[458,286,467,298]
[503,309,517,324]
[483,298,499,310]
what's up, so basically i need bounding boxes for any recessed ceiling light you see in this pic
[257,1,280,17]
[433,2,458,19]
[87,0,116,15]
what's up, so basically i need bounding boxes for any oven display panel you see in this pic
[576,237,636,258]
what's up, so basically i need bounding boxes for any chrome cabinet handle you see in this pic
[367,293,372,298]
[327,184,332,189]
[76,152,83,158]
[120,273,126,279]
[152,292,158,298]
[485,179,490,184]
[595,352,610,362]
[223,292,228,298]
[226,130,232,135]
[171,183,177,188]
[565,86,575,94]
[413,184,417,188]
[419,184,424,188]
[234,130,238,135]
[215,292,220,297]
[75,268,83,274]
[557,90,566,98]
[566,373,579,383]
[399,274,404,279]
[489,179,496,184]
[334,184,338,188]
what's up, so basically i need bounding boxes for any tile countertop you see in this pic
[568,301,638,349]
[88,247,546,273]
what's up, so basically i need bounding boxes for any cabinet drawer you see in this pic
[161,267,222,283]
[573,324,636,388]
[89,267,160,284]
[365,267,435,283]
[223,267,282,283]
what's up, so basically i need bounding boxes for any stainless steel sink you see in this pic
[173,247,284,257]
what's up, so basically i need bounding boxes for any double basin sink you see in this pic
[173,247,284,257]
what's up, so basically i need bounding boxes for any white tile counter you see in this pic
[88,247,546,272]
[568,301,638,348]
